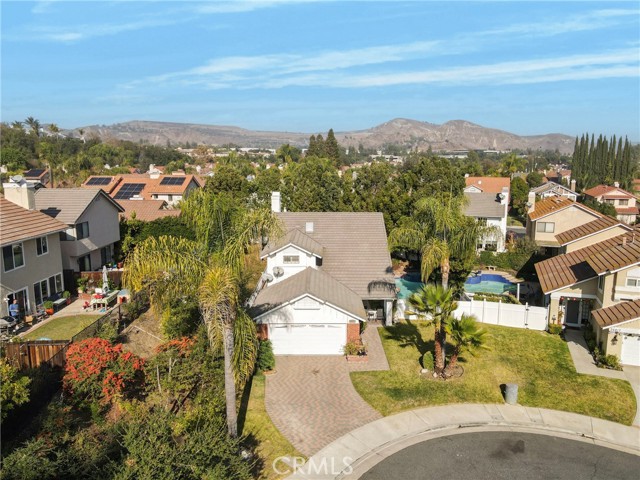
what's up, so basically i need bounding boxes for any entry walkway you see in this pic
[287,404,640,479]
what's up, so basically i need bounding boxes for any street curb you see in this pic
[286,404,640,479]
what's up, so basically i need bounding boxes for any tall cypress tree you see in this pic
[324,128,341,167]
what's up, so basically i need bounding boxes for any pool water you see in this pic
[464,273,516,295]
[395,274,424,299]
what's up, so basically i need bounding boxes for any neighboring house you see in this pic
[591,300,640,367]
[83,173,202,207]
[249,193,396,355]
[530,181,578,201]
[464,176,510,252]
[116,199,181,222]
[582,184,639,224]
[535,228,640,365]
[32,188,124,272]
[23,168,50,187]
[543,169,571,185]
[526,196,620,256]
[0,191,67,318]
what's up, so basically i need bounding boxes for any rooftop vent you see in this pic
[305,222,314,233]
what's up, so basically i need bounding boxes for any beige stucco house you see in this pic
[535,228,640,365]
[583,184,639,224]
[0,194,67,318]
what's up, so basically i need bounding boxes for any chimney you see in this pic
[271,191,281,213]
[305,222,314,233]
[527,191,536,213]
[614,181,620,188]
[570,179,576,192]
[500,186,509,206]
[622,236,627,246]
[3,176,36,210]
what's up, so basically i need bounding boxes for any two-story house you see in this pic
[0,192,67,318]
[525,196,628,256]
[535,228,640,365]
[582,184,639,224]
[248,193,396,355]
[32,188,124,272]
[463,176,510,252]
[530,181,578,201]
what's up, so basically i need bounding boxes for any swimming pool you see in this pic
[395,273,424,299]
[464,273,516,295]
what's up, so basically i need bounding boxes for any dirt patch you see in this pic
[119,310,164,358]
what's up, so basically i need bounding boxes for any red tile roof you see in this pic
[583,185,635,199]
[464,176,510,194]
[528,197,600,221]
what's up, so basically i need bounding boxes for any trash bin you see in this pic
[504,383,518,405]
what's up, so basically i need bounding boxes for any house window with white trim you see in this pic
[283,255,300,264]
[36,236,48,256]
[76,222,90,240]
[536,222,555,233]
[3,243,24,272]
[34,279,49,306]
[619,199,629,206]
[626,277,640,287]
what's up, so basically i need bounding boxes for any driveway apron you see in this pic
[265,356,381,456]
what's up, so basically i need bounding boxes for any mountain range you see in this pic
[77,118,576,154]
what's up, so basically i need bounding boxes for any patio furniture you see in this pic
[90,290,118,310]
[53,297,67,312]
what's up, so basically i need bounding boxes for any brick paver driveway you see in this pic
[265,356,382,456]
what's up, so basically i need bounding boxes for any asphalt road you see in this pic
[360,431,640,480]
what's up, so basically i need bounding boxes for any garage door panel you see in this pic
[269,324,347,355]
[621,335,640,366]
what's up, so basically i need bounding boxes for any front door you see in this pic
[565,300,581,326]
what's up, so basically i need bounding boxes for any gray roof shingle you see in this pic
[250,267,366,320]
[464,192,506,218]
[34,188,123,224]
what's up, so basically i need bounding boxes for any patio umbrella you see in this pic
[102,265,109,292]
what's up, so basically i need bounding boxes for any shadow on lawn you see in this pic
[383,320,435,368]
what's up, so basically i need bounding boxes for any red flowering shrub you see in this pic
[155,336,196,357]
[64,338,146,404]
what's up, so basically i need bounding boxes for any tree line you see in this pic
[571,133,636,191]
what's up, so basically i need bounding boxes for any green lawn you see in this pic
[23,315,102,341]
[240,374,304,479]
[351,321,636,425]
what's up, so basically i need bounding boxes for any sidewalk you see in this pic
[288,404,640,479]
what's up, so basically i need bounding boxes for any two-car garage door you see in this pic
[269,324,347,355]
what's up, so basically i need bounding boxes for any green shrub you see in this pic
[94,319,119,343]
[161,299,200,339]
[256,340,276,372]
[421,351,434,370]
[547,324,563,335]
[472,293,520,305]
[343,341,367,356]
[599,354,621,370]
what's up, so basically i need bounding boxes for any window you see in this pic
[283,255,300,264]
[48,273,63,295]
[619,199,629,206]
[536,222,555,233]
[3,243,24,272]
[484,240,498,252]
[477,217,487,226]
[34,279,49,306]
[76,222,90,240]
[36,236,48,256]
[626,278,640,287]
[60,228,75,241]
[101,245,114,266]
[598,275,604,291]
[604,199,615,205]
[78,254,91,272]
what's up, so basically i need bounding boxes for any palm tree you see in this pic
[11,121,24,131]
[389,195,481,288]
[408,284,457,374]
[443,313,488,377]
[25,117,40,137]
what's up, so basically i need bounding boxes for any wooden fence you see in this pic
[1,340,70,370]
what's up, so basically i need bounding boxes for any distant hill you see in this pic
[75,118,575,154]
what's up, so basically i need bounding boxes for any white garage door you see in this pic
[269,324,347,355]
[621,334,640,366]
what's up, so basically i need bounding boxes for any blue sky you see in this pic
[1,1,639,139]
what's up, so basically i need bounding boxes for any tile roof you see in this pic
[83,174,203,200]
[82,176,122,194]
[464,176,510,194]
[592,299,640,328]
[535,229,640,293]
[34,188,124,224]
[554,216,628,245]
[261,227,324,257]
[463,192,506,218]
[528,196,600,221]
[116,200,181,222]
[616,206,639,215]
[250,267,366,320]
[0,197,67,246]
[266,212,396,300]
[583,185,635,199]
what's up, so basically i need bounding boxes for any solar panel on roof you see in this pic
[113,183,145,200]
[86,177,111,186]
[24,169,45,177]
[160,177,186,186]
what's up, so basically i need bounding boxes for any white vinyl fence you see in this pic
[396,299,548,331]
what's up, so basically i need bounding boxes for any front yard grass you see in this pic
[240,373,304,479]
[23,315,102,341]
[351,321,636,425]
